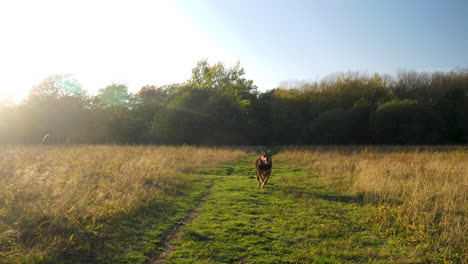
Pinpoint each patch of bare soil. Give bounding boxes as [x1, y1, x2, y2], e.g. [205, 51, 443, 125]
[149, 187, 212, 264]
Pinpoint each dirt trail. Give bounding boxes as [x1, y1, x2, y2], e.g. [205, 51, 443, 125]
[149, 187, 213, 264]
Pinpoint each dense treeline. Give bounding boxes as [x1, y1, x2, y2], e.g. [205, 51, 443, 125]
[0, 61, 467, 145]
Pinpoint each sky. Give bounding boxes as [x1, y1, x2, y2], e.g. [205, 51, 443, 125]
[0, 0, 467, 102]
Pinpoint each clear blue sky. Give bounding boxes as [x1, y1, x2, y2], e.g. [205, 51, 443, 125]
[180, 0, 468, 87]
[0, 0, 467, 101]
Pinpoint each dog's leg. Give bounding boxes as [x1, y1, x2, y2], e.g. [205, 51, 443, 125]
[256, 171, 262, 187]
[259, 172, 267, 188]
[260, 173, 266, 188]
[263, 171, 271, 186]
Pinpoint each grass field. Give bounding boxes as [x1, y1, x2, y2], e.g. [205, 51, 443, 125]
[276, 146, 467, 263]
[0, 145, 246, 263]
[164, 156, 400, 263]
[0, 145, 466, 263]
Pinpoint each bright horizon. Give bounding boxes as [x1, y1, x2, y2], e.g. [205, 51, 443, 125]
[1, 0, 467, 102]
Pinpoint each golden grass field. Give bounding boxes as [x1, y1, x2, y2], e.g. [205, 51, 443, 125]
[276, 146, 467, 262]
[0, 145, 246, 262]
[0, 145, 466, 263]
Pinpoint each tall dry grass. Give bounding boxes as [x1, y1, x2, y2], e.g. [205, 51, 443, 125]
[276, 146, 467, 262]
[0, 145, 245, 262]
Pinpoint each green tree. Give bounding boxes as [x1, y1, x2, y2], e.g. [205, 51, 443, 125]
[319, 72, 389, 109]
[188, 60, 257, 110]
[28, 74, 85, 102]
[21, 74, 87, 143]
[307, 105, 372, 144]
[151, 61, 257, 145]
[97, 83, 130, 107]
[0, 96, 21, 144]
[436, 88, 468, 142]
[373, 99, 443, 144]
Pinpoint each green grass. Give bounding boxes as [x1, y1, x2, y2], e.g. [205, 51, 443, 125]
[0, 145, 245, 263]
[5, 149, 457, 263]
[165, 156, 418, 264]
[38, 174, 214, 264]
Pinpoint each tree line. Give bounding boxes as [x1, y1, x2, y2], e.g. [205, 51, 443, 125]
[1, 60, 467, 145]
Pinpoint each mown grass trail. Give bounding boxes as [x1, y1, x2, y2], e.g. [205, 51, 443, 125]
[160, 155, 410, 264]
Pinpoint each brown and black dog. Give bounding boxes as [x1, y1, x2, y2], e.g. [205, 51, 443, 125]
[254, 151, 272, 188]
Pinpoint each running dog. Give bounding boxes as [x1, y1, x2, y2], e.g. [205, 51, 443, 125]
[254, 151, 272, 188]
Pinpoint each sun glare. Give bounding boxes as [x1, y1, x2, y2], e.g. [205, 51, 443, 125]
[0, 0, 240, 103]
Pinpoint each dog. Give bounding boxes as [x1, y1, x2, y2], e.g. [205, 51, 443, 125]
[254, 151, 272, 188]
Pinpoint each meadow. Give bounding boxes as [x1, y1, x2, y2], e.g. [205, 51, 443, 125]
[0, 145, 246, 263]
[276, 146, 467, 263]
[0, 145, 466, 263]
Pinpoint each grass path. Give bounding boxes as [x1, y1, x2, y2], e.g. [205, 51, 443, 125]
[156, 155, 407, 264]
[151, 185, 215, 264]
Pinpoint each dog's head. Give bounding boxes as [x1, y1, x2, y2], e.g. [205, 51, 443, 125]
[260, 150, 272, 165]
